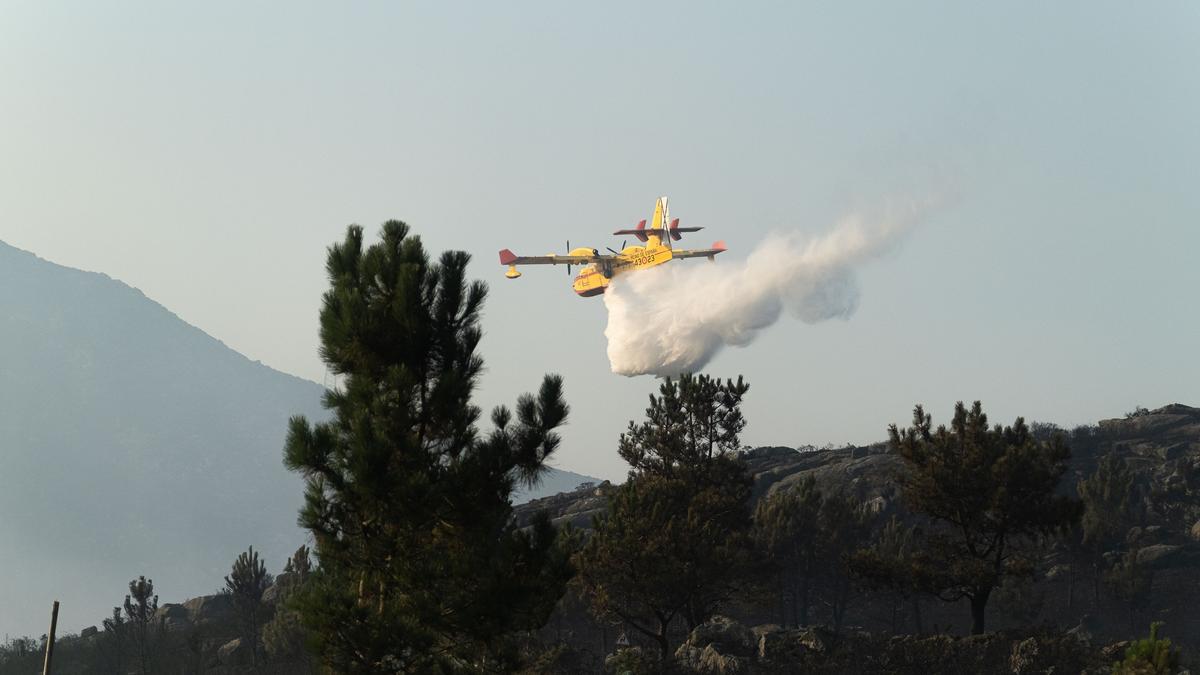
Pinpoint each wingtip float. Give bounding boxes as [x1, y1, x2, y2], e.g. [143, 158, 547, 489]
[497, 197, 727, 297]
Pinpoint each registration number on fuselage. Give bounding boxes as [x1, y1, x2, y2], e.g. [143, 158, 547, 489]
[623, 251, 664, 268]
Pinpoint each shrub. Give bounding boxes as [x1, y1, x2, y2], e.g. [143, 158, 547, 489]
[1114, 622, 1179, 675]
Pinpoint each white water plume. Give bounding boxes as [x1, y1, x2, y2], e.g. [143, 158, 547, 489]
[603, 203, 928, 377]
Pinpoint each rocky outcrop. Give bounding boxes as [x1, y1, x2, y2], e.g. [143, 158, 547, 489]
[155, 602, 191, 632]
[514, 480, 615, 529]
[745, 443, 900, 503]
[674, 615, 757, 673]
[217, 637, 252, 667]
[516, 405, 1200, 542]
[261, 573, 293, 605]
[1090, 405, 1200, 477]
[673, 617, 1111, 674]
[514, 444, 903, 532]
[523, 404, 1200, 659]
[183, 594, 237, 630]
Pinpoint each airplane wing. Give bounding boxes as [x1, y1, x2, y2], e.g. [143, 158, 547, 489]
[671, 241, 728, 260]
[498, 249, 612, 266]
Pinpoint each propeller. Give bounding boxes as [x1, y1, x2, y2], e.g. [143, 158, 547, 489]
[605, 239, 627, 255]
[566, 240, 571, 276]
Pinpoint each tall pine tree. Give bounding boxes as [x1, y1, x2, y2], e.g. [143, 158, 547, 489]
[576, 375, 758, 662]
[263, 545, 316, 670]
[122, 576, 159, 675]
[223, 546, 272, 667]
[753, 476, 824, 627]
[888, 402, 1081, 634]
[1077, 452, 1140, 607]
[284, 222, 573, 672]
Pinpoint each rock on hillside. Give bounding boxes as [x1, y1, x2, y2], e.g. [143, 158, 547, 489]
[667, 615, 1109, 674]
[517, 404, 1200, 651]
[514, 444, 903, 528]
[514, 480, 615, 530]
[517, 404, 1200, 543]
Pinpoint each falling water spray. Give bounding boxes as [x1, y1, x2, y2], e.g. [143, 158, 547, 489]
[602, 202, 930, 377]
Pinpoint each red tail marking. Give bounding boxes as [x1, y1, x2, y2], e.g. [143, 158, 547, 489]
[499, 249, 517, 265]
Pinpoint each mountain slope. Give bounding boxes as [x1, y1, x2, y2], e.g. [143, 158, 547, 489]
[0, 240, 599, 637]
[514, 466, 602, 503]
[0, 240, 329, 637]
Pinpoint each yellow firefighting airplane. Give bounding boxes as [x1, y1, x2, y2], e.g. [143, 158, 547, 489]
[499, 197, 726, 297]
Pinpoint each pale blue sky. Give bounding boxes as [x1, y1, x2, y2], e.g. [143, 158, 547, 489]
[2, 2, 1197, 482]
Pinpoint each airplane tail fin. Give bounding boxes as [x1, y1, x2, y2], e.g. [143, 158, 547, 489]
[612, 197, 701, 244]
[650, 197, 666, 231]
[652, 196, 670, 248]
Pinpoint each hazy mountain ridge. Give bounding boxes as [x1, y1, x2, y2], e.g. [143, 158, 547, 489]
[0, 240, 597, 637]
[0, 239, 334, 637]
[514, 466, 601, 503]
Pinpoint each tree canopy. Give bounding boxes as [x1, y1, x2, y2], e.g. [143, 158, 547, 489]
[223, 546, 272, 667]
[887, 401, 1081, 634]
[576, 374, 758, 662]
[283, 222, 574, 672]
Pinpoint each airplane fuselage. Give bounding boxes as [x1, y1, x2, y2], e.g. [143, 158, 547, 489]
[572, 243, 674, 297]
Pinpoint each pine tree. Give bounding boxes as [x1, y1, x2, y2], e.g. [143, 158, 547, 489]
[753, 476, 824, 627]
[100, 607, 126, 674]
[285, 544, 313, 579]
[1106, 551, 1154, 632]
[122, 576, 159, 675]
[576, 374, 758, 662]
[284, 222, 574, 672]
[755, 480, 872, 634]
[851, 516, 924, 633]
[1114, 622, 1179, 674]
[263, 545, 316, 669]
[223, 546, 272, 666]
[817, 493, 872, 636]
[1078, 452, 1138, 606]
[887, 402, 1081, 634]
[617, 374, 749, 481]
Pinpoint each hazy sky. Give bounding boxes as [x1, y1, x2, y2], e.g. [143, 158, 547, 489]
[2, 2, 1197, 483]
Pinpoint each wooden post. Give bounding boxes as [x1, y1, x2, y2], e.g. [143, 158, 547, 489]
[41, 600, 58, 675]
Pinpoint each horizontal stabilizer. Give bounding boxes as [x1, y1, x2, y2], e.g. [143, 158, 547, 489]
[499, 249, 518, 265]
[627, 219, 648, 242]
[612, 227, 703, 236]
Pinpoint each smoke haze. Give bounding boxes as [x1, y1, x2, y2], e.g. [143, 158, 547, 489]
[603, 203, 928, 377]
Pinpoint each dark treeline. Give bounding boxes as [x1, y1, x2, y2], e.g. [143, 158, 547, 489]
[3, 224, 1191, 674]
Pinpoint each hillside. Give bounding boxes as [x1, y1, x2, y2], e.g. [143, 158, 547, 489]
[0, 240, 330, 636]
[516, 403, 1200, 650]
[0, 240, 599, 639]
[519, 405, 1200, 528]
[514, 466, 601, 503]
